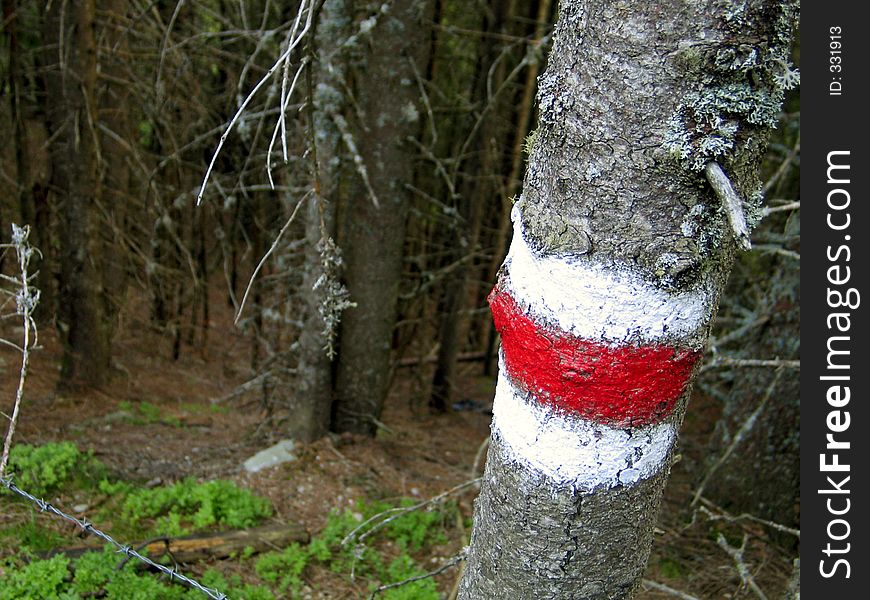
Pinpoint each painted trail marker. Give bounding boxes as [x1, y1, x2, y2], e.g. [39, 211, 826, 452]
[489, 211, 712, 491]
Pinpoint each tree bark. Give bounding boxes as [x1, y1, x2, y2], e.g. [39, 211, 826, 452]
[329, 0, 435, 435]
[291, 0, 353, 441]
[98, 0, 133, 338]
[42, 0, 111, 389]
[459, 1, 798, 598]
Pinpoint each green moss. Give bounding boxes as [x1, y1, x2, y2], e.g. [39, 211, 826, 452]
[255, 497, 455, 597]
[378, 554, 439, 600]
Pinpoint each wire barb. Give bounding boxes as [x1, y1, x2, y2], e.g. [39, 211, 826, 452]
[1, 477, 229, 599]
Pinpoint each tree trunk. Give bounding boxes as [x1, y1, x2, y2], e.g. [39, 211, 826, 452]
[98, 0, 133, 338]
[42, 0, 111, 389]
[330, 0, 435, 435]
[459, 1, 797, 598]
[290, 0, 352, 441]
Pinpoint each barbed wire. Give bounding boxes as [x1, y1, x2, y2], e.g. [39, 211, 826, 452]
[0, 476, 228, 600]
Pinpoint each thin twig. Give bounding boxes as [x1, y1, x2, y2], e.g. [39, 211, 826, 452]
[235, 192, 308, 324]
[267, 59, 307, 188]
[0, 225, 39, 479]
[342, 479, 481, 548]
[692, 369, 784, 505]
[641, 579, 702, 600]
[697, 497, 800, 538]
[716, 533, 769, 600]
[197, 0, 313, 204]
[702, 356, 799, 372]
[761, 200, 799, 217]
[752, 244, 800, 261]
[368, 551, 466, 599]
[762, 135, 799, 195]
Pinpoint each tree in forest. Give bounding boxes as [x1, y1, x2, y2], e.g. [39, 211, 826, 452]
[40, 0, 111, 388]
[459, 1, 798, 597]
[291, 0, 435, 437]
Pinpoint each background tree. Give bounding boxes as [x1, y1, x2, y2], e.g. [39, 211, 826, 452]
[41, 0, 111, 388]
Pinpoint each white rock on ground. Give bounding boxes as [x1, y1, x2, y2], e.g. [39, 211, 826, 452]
[243, 439, 297, 473]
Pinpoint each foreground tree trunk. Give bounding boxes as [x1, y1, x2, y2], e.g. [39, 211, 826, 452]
[459, 1, 797, 598]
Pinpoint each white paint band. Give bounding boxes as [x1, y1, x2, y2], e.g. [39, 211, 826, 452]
[492, 369, 675, 491]
[504, 205, 714, 345]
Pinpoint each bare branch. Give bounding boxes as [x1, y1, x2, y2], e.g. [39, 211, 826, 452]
[705, 161, 751, 251]
[235, 192, 308, 325]
[716, 533, 769, 600]
[0, 224, 39, 479]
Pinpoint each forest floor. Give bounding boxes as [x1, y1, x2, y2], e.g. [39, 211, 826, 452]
[0, 292, 798, 599]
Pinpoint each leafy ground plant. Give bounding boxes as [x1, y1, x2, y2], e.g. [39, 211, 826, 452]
[111, 477, 273, 537]
[2, 441, 456, 599]
[0, 546, 275, 600]
[254, 497, 455, 599]
[6, 442, 105, 497]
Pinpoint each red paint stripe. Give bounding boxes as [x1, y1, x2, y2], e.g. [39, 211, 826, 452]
[489, 286, 700, 427]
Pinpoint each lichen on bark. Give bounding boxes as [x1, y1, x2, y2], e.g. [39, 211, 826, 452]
[459, 1, 798, 598]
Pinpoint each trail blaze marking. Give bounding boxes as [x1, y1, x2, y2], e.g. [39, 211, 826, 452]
[489, 209, 712, 488]
[489, 287, 700, 427]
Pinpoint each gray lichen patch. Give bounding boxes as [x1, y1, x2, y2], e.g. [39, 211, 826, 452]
[662, 1, 799, 175]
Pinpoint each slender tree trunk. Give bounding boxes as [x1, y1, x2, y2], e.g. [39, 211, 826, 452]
[291, 0, 350, 442]
[459, 1, 797, 598]
[98, 0, 133, 338]
[330, 0, 435, 435]
[429, 197, 484, 411]
[42, 0, 111, 389]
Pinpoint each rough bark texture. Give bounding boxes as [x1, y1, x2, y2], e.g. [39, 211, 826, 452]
[330, 0, 434, 434]
[459, 1, 797, 598]
[293, 191, 339, 442]
[42, 0, 111, 389]
[292, 0, 350, 442]
[521, 0, 795, 284]
[466, 434, 670, 599]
